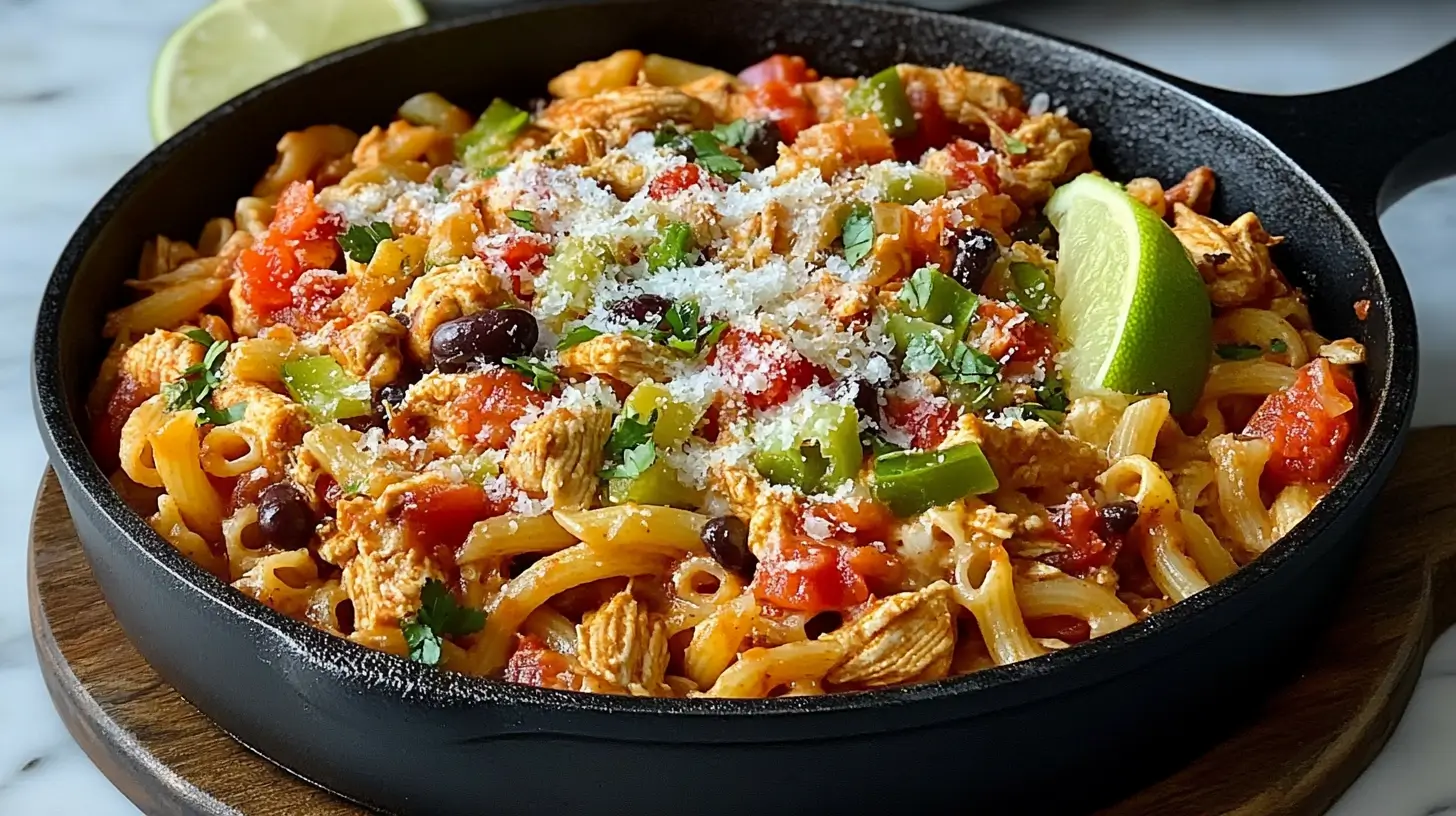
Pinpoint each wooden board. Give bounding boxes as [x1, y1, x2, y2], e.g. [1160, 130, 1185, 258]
[29, 427, 1456, 816]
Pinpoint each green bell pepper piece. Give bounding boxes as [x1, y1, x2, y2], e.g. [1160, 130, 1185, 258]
[846, 67, 917, 138]
[538, 236, 613, 321]
[457, 98, 530, 174]
[281, 356, 373, 423]
[622, 381, 700, 446]
[871, 443, 999, 517]
[753, 403, 863, 494]
[607, 460, 702, 509]
[898, 265, 977, 340]
[870, 165, 948, 204]
[1005, 261, 1060, 324]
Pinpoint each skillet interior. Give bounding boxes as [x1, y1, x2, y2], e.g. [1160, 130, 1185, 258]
[32, 1, 1415, 812]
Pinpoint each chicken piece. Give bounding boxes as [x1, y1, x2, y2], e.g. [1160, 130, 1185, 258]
[541, 128, 610, 167]
[118, 329, 205, 396]
[391, 372, 501, 456]
[401, 257, 510, 365]
[584, 152, 649, 200]
[895, 65, 1024, 129]
[999, 112, 1093, 208]
[1123, 177, 1167, 219]
[944, 414, 1107, 492]
[775, 117, 895, 182]
[329, 473, 456, 631]
[557, 333, 674, 387]
[707, 462, 796, 561]
[827, 581, 956, 688]
[325, 312, 408, 389]
[536, 86, 714, 143]
[717, 200, 791, 270]
[504, 405, 613, 510]
[576, 588, 670, 694]
[1171, 204, 1287, 308]
[1165, 166, 1216, 216]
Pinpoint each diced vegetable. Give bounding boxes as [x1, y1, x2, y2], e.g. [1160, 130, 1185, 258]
[739, 55, 818, 86]
[870, 443, 999, 517]
[712, 328, 825, 411]
[886, 312, 955, 356]
[645, 221, 697, 271]
[281, 356, 372, 422]
[846, 67, 917, 138]
[606, 460, 702, 509]
[1244, 358, 1359, 487]
[623, 381, 701, 446]
[870, 165, 948, 204]
[898, 265, 977, 339]
[456, 98, 530, 174]
[398, 92, 473, 136]
[754, 404, 863, 494]
[1005, 262, 1060, 324]
[537, 236, 613, 320]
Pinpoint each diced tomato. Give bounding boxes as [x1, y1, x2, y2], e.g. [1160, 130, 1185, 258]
[1244, 358, 1359, 487]
[802, 497, 896, 546]
[648, 163, 724, 199]
[399, 482, 510, 574]
[1041, 493, 1121, 577]
[738, 54, 818, 86]
[289, 269, 348, 331]
[1026, 615, 1092, 644]
[883, 394, 961, 450]
[894, 80, 954, 161]
[92, 374, 149, 469]
[430, 367, 550, 451]
[505, 635, 584, 691]
[238, 236, 301, 312]
[753, 537, 870, 614]
[711, 327, 827, 411]
[748, 82, 818, 143]
[971, 299, 1059, 374]
[844, 543, 904, 596]
[939, 139, 1001, 195]
[499, 233, 552, 272]
[271, 180, 344, 243]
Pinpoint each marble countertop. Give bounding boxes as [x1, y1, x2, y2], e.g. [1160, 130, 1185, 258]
[1, 0, 1453, 812]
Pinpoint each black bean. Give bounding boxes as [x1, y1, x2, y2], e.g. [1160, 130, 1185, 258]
[375, 383, 408, 415]
[702, 515, 756, 580]
[257, 482, 316, 549]
[948, 227, 1000, 291]
[836, 378, 881, 430]
[609, 293, 674, 328]
[1098, 500, 1140, 535]
[804, 611, 843, 640]
[430, 308, 539, 373]
[742, 119, 784, 168]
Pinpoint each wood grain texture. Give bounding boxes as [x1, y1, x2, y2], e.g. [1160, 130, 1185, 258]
[28, 428, 1456, 816]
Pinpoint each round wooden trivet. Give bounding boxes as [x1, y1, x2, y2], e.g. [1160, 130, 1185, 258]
[29, 427, 1456, 816]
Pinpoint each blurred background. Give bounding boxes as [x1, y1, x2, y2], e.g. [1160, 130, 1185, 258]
[1, 1, 1454, 814]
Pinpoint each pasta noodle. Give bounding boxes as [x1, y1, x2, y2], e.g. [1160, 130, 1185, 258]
[83, 50, 1367, 698]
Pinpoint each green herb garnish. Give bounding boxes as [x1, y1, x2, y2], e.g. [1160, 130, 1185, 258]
[645, 222, 698, 272]
[401, 578, 486, 666]
[1269, 338, 1289, 354]
[688, 131, 744, 180]
[338, 221, 394, 264]
[711, 119, 753, 147]
[1216, 343, 1264, 361]
[557, 325, 605, 350]
[502, 357, 558, 392]
[161, 332, 246, 426]
[601, 410, 658, 479]
[506, 209, 537, 231]
[842, 203, 874, 267]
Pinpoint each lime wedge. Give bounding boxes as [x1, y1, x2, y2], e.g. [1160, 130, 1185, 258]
[1045, 174, 1212, 413]
[150, 0, 427, 142]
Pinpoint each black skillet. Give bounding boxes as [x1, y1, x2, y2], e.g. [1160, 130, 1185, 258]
[30, 1, 1453, 813]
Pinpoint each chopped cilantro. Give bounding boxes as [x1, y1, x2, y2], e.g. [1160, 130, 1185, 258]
[557, 325, 604, 350]
[601, 411, 658, 479]
[401, 578, 486, 666]
[1036, 378, 1070, 413]
[643, 299, 724, 356]
[688, 131, 744, 180]
[162, 337, 245, 426]
[337, 221, 394, 264]
[645, 222, 697, 272]
[902, 333, 945, 375]
[1270, 338, 1289, 354]
[1002, 404, 1065, 425]
[1003, 134, 1028, 155]
[1216, 343, 1264, 361]
[183, 329, 215, 346]
[654, 123, 688, 148]
[506, 209, 537, 231]
[898, 266, 937, 314]
[842, 204, 875, 267]
[711, 119, 753, 147]
[502, 357, 558, 391]
[940, 343, 1000, 384]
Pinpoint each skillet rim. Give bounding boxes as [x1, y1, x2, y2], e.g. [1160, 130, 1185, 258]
[31, 0, 1416, 722]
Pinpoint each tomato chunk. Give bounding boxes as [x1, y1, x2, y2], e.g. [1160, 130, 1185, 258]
[748, 82, 818, 143]
[883, 394, 961, 450]
[648, 163, 723, 199]
[435, 368, 550, 451]
[92, 374, 149, 469]
[894, 79, 954, 161]
[236, 180, 345, 319]
[399, 482, 509, 574]
[938, 139, 1001, 195]
[238, 235, 302, 312]
[738, 54, 818, 86]
[272, 180, 343, 242]
[711, 327, 826, 411]
[802, 497, 896, 545]
[753, 538, 870, 614]
[505, 635, 586, 691]
[971, 299, 1059, 373]
[1040, 492, 1122, 577]
[1244, 358, 1359, 487]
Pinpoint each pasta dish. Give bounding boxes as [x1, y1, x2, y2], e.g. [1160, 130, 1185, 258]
[88, 50, 1366, 698]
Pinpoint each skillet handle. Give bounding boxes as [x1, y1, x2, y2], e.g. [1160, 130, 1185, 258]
[1172, 39, 1456, 218]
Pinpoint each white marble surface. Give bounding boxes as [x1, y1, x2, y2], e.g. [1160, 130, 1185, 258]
[1, 1, 1453, 813]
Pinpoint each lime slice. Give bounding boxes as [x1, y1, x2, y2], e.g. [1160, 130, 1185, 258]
[1045, 174, 1212, 413]
[150, 0, 427, 142]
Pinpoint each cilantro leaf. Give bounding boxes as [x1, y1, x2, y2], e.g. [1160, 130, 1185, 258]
[688, 131, 743, 180]
[402, 578, 486, 665]
[698, 319, 728, 350]
[647, 299, 720, 356]
[1269, 338, 1289, 354]
[899, 267, 936, 313]
[337, 222, 394, 264]
[1003, 134, 1028, 155]
[655, 123, 688, 148]
[1036, 377, 1070, 413]
[183, 329, 215, 346]
[711, 119, 753, 147]
[507, 209, 537, 231]
[664, 300, 698, 339]
[1216, 343, 1264, 361]
[1002, 404, 1065, 425]
[601, 411, 659, 479]
[645, 222, 697, 272]
[902, 333, 945, 374]
[842, 204, 874, 266]
[603, 442, 657, 480]
[161, 337, 243, 425]
[502, 357, 558, 392]
[557, 325, 604, 350]
[939, 344, 1000, 384]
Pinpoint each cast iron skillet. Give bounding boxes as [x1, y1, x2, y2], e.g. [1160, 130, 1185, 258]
[30, 1, 1454, 813]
